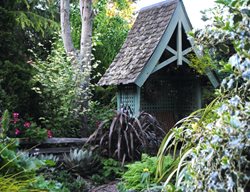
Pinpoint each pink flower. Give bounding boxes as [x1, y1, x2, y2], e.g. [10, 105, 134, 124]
[13, 112, 19, 123]
[24, 122, 31, 128]
[47, 130, 53, 138]
[13, 112, 19, 119]
[15, 128, 21, 135]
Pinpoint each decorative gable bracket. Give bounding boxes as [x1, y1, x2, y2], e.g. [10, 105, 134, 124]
[135, 1, 219, 88]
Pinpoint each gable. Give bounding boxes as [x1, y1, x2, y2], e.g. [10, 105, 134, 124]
[98, 0, 219, 88]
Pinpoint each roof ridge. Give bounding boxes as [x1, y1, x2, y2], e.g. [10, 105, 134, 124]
[139, 0, 178, 12]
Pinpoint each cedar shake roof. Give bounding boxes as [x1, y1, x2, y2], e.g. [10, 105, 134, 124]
[98, 0, 178, 86]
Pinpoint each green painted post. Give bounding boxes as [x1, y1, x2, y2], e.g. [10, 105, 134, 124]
[117, 87, 121, 111]
[134, 86, 141, 117]
[177, 20, 182, 65]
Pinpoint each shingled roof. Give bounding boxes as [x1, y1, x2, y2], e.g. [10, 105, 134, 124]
[98, 0, 179, 86]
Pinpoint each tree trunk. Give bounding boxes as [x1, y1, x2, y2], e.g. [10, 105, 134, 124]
[80, 0, 92, 61]
[60, 0, 76, 58]
[79, 0, 92, 107]
[79, 0, 93, 134]
[60, 0, 93, 135]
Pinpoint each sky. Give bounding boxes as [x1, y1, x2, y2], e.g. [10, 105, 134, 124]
[136, 0, 215, 29]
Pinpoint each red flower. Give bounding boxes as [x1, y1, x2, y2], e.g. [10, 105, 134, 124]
[47, 130, 53, 138]
[15, 128, 21, 135]
[24, 122, 31, 128]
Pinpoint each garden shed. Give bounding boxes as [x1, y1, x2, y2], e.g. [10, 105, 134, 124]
[98, 0, 219, 131]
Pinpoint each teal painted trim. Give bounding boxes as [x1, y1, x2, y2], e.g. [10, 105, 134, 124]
[177, 20, 182, 65]
[183, 57, 190, 64]
[134, 86, 141, 117]
[135, 3, 182, 87]
[206, 69, 220, 88]
[182, 47, 192, 55]
[179, 0, 193, 29]
[178, 2, 220, 88]
[117, 89, 121, 111]
[152, 55, 177, 73]
[166, 45, 177, 55]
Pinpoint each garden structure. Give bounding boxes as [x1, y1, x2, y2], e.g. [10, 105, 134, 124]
[99, 0, 219, 131]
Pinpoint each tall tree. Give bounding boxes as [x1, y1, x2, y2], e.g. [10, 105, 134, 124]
[60, 0, 93, 131]
[0, 0, 58, 116]
[60, 0, 135, 129]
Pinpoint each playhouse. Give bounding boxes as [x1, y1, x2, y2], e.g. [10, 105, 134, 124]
[98, 0, 219, 131]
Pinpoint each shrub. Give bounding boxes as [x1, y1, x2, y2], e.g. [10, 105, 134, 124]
[31, 39, 84, 137]
[1, 110, 47, 141]
[86, 111, 166, 163]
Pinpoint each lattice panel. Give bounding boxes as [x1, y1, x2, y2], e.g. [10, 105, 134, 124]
[141, 79, 177, 112]
[141, 77, 199, 118]
[118, 85, 136, 114]
[175, 79, 197, 118]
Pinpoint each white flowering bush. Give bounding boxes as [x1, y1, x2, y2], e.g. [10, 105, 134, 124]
[157, 0, 250, 191]
[31, 39, 89, 137]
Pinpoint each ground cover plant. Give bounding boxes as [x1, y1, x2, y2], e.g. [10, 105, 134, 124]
[156, 0, 250, 191]
[118, 154, 173, 192]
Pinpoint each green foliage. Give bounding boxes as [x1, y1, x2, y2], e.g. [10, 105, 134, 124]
[0, 116, 68, 192]
[0, 110, 10, 138]
[23, 124, 47, 141]
[86, 111, 166, 162]
[41, 167, 88, 192]
[0, 140, 64, 192]
[1, 0, 59, 36]
[4, 112, 47, 141]
[0, 0, 59, 118]
[157, 0, 250, 191]
[87, 100, 115, 133]
[120, 154, 173, 191]
[63, 148, 101, 176]
[70, 0, 134, 82]
[0, 60, 39, 116]
[0, 140, 45, 174]
[30, 176, 69, 192]
[32, 39, 84, 137]
[189, 51, 216, 75]
[0, 174, 35, 192]
[91, 158, 124, 184]
[92, 0, 134, 79]
[101, 158, 124, 179]
[37, 154, 88, 192]
[52, 171, 86, 192]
